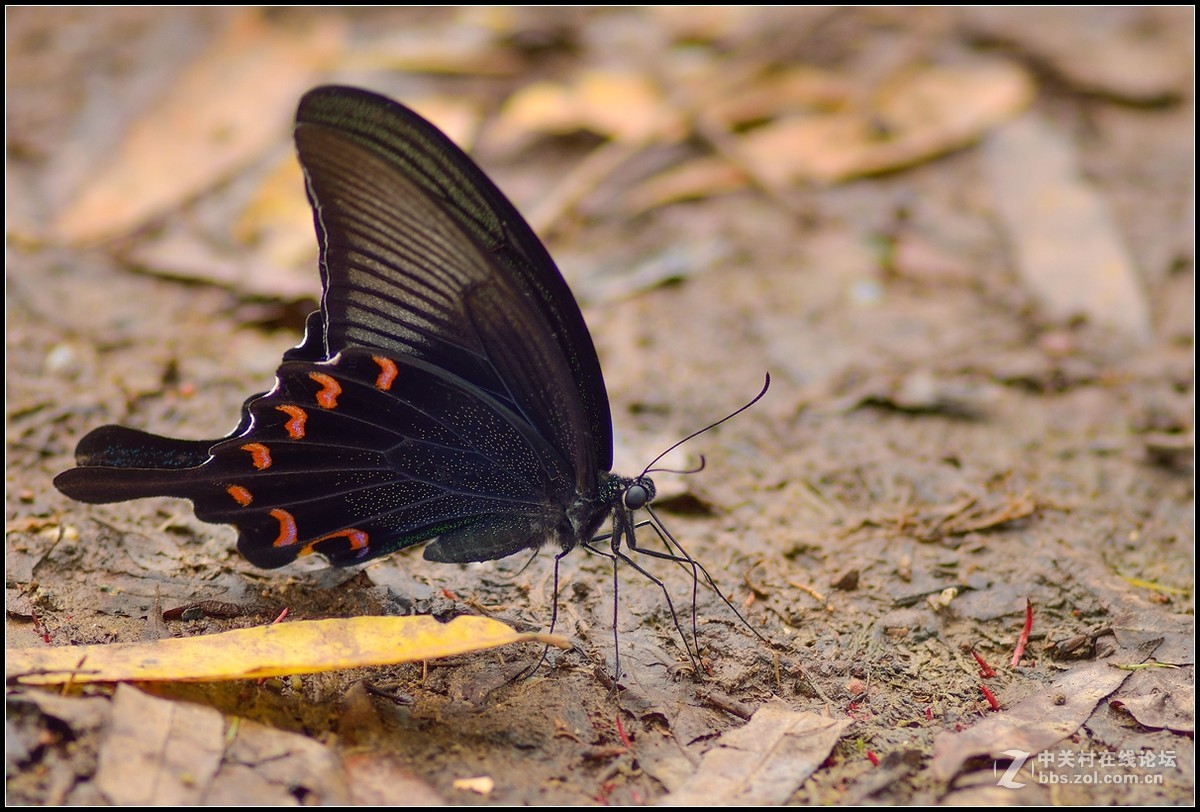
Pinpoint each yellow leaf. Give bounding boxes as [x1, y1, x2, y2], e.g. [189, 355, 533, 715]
[232, 154, 314, 269]
[453, 776, 496, 795]
[6, 616, 568, 686]
[492, 70, 681, 149]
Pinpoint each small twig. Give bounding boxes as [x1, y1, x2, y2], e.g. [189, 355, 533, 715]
[1011, 598, 1033, 667]
[744, 559, 772, 600]
[697, 688, 755, 721]
[60, 655, 88, 697]
[787, 580, 829, 605]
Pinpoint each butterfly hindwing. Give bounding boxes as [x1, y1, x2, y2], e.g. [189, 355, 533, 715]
[197, 348, 579, 567]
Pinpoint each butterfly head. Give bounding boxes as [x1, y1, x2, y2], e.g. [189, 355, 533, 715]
[622, 476, 656, 511]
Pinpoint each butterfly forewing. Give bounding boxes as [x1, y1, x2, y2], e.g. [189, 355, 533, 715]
[296, 87, 613, 475]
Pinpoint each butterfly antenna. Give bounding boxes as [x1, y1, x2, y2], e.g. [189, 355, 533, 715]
[639, 373, 770, 479]
[645, 454, 706, 477]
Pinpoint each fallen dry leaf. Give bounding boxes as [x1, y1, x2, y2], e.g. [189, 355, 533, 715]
[94, 684, 225, 805]
[1111, 667, 1194, 735]
[85, 685, 355, 804]
[630, 60, 1035, 207]
[491, 69, 684, 150]
[127, 95, 478, 298]
[231, 153, 315, 272]
[659, 704, 851, 805]
[983, 113, 1153, 342]
[929, 658, 1134, 783]
[452, 775, 496, 795]
[6, 615, 568, 685]
[54, 10, 343, 243]
[340, 8, 524, 77]
[965, 7, 1187, 104]
[706, 65, 854, 126]
[738, 61, 1036, 184]
[342, 751, 446, 806]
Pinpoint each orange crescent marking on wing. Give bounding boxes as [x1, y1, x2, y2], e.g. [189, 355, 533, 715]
[309, 372, 343, 409]
[372, 356, 399, 391]
[241, 443, 272, 470]
[226, 484, 253, 507]
[270, 508, 299, 548]
[275, 404, 308, 439]
[308, 528, 371, 559]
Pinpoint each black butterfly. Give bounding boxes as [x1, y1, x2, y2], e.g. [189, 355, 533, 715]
[55, 86, 765, 670]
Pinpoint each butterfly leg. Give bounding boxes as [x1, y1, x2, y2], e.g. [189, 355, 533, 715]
[521, 546, 575, 680]
[579, 536, 625, 683]
[619, 514, 702, 657]
[631, 506, 771, 650]
[585, 508, 702, 677]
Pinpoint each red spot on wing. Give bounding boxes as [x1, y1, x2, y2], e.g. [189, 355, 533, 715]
[270, 508, 299, 548]
[226, 485, 253, 507]
[241, 443, 272, 470]
[303, 528, 371, 559]
[372, 356, 398, 391]
[275, 404, 308, 439]
[309, 372, 342, 408]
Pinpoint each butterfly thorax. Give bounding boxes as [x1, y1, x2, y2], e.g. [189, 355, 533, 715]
[560, 471, 656, 553]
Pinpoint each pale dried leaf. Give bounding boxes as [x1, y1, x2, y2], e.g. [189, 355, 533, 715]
[94, 684, 225, 805]
[738, 61, 1036, 184]
[626, 156, 748, 212]
[343, 752, 447, 806]
[983, 114, 1153, 342]
[492, 70, 681, 150]
[966, 7, 1188, 103]
[54, 10, 343, 243]
[1112, 668, 1194, 734]
[232, 153, 315, 272]
[660, 704, 851, 805]
[707, 65, 853, 126]
[930, 659, 1134, 783]
[211, 702, 352, 804]
[342, 10, 522, 76]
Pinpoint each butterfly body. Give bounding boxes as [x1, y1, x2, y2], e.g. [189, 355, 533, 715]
[55, 86, 655, 573]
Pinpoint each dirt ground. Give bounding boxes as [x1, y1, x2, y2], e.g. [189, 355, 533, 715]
[5, 7, 1193, 806]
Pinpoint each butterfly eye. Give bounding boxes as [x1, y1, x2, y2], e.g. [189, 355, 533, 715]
[623, 479, 654, 510]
